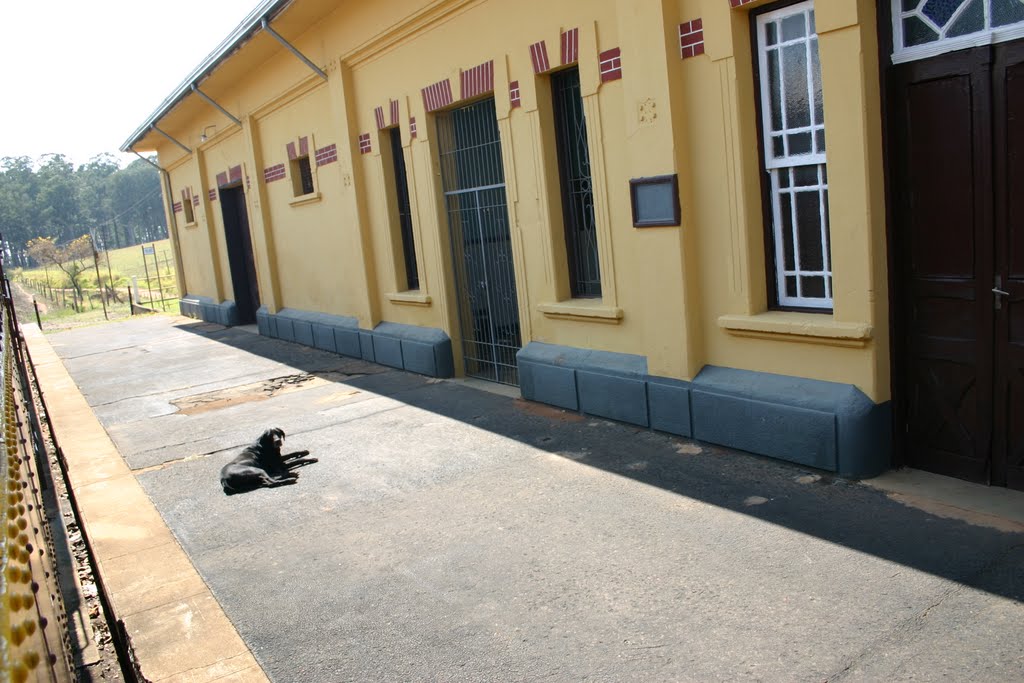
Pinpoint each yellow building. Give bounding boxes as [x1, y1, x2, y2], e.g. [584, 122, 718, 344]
[123, 0, 1024, 491]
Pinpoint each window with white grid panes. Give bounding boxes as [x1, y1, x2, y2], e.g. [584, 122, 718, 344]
[756, 1, 831, 309]
[893, 0, 1024, 64]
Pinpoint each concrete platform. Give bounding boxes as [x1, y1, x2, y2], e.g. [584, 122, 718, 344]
[26, 315, 1024, 682]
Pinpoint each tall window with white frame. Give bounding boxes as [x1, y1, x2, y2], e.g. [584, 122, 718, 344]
[756, 0, 831, 309]
[552, 66, 601, 299]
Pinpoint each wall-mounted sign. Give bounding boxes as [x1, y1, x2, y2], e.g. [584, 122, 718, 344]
[630, 174, 680, 227]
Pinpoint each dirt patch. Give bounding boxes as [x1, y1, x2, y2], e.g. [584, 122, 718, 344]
[172, 372, 357, 415]
[513, 398, 586, 422]
[886, 492, 1024, 533]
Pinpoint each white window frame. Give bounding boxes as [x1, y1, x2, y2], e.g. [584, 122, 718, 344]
[892, 0, 1024, 64]
[756, 0, 832, 310]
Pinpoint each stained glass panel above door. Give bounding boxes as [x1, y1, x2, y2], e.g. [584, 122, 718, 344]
[893, 0, 1024, 62]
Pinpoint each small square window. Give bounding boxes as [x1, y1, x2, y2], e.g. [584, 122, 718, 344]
[291, 155, 315, 197]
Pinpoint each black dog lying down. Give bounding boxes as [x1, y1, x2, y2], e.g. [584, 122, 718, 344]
[220, 427, 318, 495]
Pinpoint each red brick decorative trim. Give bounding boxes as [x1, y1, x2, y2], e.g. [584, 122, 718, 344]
[315, 144, 338, 167]
[421, 79, 454, 112]
[375, 105, 386, 130]
[264, 164, 286, 183]
[172, 201, 183, 213]
[599, 47, 622, 82]
[461, 60, 494, 100]
[229, 165, 242, 184]
[299, 136, 309, 157]
[410, 117, 418, 139]
[390, 99, 399, 126]
[679, 19, 705, 59]
[509, 80, 521, 108]
[208, 189, 217, 202]
[530, 40, 551, 74]
[287, 142, 297, 160]
[192, 194, 200, 207]
[561, 27, 579, 65]
[216, 172, 229, 187]
[730, 0, 758, 6]
[358, 133, 372, 154]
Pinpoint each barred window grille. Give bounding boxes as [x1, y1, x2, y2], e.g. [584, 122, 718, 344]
[552, 67, 601, 299]
[756, 1, 832, 309]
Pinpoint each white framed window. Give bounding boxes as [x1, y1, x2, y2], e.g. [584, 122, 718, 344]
[756, 0, 831, 309]
[893, 0, 1024, 64]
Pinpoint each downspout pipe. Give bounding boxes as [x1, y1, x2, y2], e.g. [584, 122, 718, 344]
[132, 150, 189, 303]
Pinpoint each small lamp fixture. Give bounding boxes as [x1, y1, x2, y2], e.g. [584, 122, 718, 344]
[200, 125, 217, 142]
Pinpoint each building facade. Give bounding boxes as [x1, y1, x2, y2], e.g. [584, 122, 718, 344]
[123, 0, 1024, 490]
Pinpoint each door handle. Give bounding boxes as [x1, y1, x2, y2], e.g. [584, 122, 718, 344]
[992, 287, 1010, 296]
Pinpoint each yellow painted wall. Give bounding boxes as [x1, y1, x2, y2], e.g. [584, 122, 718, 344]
[140, 0, 890, 402]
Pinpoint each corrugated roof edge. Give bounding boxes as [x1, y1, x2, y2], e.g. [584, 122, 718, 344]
[120, 0, 293, 153]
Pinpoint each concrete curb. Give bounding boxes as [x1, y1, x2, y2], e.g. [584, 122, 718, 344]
[22, 324, 270, 683]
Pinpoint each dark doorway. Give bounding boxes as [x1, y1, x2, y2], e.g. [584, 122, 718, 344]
[220, 186, 260, 325]
[890, 40, 1024, 490]
[436, 97, 522, 386]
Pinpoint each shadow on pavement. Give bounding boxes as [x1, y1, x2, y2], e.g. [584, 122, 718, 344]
[175, 320, 1024, 604]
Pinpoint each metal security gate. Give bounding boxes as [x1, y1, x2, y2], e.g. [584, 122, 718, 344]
[437, 98, 522, 385]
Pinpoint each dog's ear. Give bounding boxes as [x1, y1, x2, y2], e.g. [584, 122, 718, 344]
[276, 427, 286, 440]
[259, 429, 277, 447]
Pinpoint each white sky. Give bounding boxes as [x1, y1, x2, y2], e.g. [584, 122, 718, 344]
[0, 0, 259, 168]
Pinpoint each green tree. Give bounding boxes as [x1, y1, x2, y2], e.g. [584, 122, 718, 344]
[0, 156, 40, 266]
[26, 235, 95, 309]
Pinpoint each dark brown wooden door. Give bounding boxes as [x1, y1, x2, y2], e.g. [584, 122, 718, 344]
[220, 186, 260, 324]
[891, 41, 1024, 490]
[993, 41, 1024, 490]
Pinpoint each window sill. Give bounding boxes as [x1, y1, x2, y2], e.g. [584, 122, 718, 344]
[289, 191, 321, 207]
[718, 312, 872, 348]
[386, 291, 432, 307]
[183, 221, 198, 229]
[538, 300, 624, 324]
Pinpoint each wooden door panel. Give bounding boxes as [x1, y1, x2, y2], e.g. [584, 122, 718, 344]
[994, 42, 1024, 489]
[893, 47, 994, 484]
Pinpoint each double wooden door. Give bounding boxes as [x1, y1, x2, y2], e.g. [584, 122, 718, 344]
[891, 40, 1024, 490]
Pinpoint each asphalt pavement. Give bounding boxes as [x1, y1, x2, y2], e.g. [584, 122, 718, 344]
[40, 314, 1024, 682]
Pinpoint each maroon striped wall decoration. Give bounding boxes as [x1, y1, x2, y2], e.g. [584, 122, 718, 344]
[287, 142, 297, 160]
[229, 165, 242, 184]
[216, 172, 228, 187]
[679, 19, 705, 59]
[421, 79, 454, 112]
[358, 133, 372, 154]
[561, 28, 579, 64]
[264, 164, 286, 183]
[374, 105, 386, 130]
[389, 99, 400, 126]
[208, 189, 217, 202]
[599, 47, 622, 82]
[192, 194, 200, 207]
[315, 144, 338, 167]
[410, 117, 418, 139]
[460, 60, 494, 100]
[172, 202, 183, 213]
[509, 80, 521, 108]
[299, 136, 309, 157]
[529, 40, 550, 74]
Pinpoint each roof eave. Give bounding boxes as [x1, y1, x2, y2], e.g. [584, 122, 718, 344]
[120, 0, 293, 153]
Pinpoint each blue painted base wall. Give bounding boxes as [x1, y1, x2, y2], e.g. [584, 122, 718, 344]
[177, 298, 454, 379]
[518, 342, 891, 479]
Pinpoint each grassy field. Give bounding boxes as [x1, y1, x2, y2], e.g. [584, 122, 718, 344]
[12, 239, 180, 331]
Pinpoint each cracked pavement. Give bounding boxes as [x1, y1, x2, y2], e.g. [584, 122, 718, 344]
[47, 315, 1024, 682]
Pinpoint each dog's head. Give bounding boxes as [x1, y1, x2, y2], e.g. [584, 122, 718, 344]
[258, 427, 286, 452]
